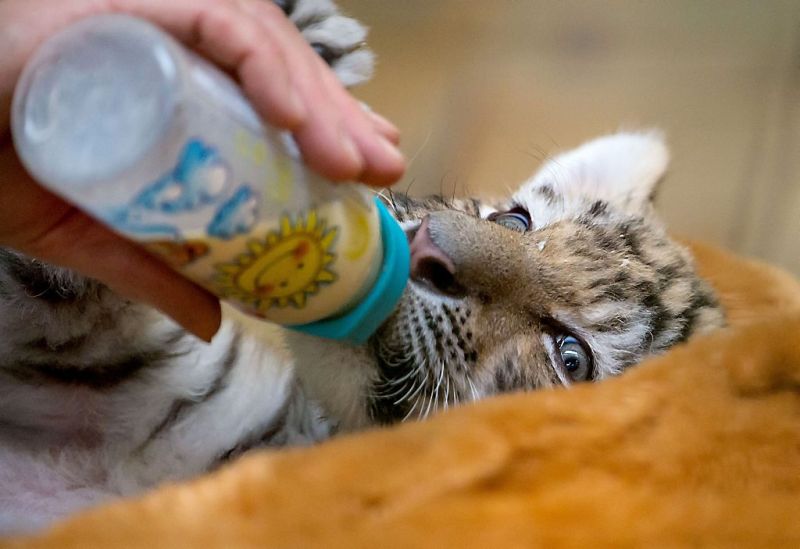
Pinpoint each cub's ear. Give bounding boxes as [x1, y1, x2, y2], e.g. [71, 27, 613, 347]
[512, 131, 669, 228]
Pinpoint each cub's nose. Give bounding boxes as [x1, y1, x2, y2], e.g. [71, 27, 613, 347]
[409, 216, 462, 295]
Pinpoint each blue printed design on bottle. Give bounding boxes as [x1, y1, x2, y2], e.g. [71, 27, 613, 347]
[134, 139, 230, 213]
[106, 209, 182, 239]
[208, 185, 258, 239]
[106, 138, 262, 240]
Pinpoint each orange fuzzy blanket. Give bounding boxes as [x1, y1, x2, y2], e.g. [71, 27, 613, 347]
[6, 242, 800, 548]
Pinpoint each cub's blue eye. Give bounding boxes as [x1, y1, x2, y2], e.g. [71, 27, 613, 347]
[490, 207, 531, 232]
[558, 335, 592, 382]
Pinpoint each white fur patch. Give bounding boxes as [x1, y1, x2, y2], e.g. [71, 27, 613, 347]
[513, 131, 669, 229]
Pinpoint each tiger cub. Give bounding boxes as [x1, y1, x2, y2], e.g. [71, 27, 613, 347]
[292, 131, 725, 427]
[0, 0, 723, 534]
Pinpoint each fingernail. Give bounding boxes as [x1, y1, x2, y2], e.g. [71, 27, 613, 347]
[377, 135, 405, 166]
[338, 128, 365, 174]
[366, 110, 400, 141]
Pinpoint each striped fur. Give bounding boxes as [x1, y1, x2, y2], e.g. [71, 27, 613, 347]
[353, 133, 725, 425]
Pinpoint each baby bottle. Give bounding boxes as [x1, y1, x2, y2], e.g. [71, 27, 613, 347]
[11, 14, 409, 344]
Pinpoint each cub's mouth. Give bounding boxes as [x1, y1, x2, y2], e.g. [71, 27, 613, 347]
[366, 217, 481, 425]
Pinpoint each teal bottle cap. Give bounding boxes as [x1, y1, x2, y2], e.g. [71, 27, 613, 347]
[288, 198, 409, 344]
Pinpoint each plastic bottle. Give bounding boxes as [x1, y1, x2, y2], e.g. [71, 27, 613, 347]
[11, 14, 409, 344]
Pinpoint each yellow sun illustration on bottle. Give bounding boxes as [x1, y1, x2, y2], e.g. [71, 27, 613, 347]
[215, 211, 337, 311]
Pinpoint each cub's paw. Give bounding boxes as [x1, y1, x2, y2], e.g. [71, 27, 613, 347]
[275, 0, 374, 86]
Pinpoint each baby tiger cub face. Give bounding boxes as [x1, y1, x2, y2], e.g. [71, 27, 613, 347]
[319, 132, 724, 425]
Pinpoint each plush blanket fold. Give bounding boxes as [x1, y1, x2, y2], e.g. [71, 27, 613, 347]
[6, 242, 800, 548]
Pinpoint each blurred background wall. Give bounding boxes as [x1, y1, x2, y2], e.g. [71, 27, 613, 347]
[340, 0, 800, 275]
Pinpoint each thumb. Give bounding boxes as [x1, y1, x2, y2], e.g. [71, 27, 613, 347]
[29, 208, 223, 341]
[1, 149, 221, 340]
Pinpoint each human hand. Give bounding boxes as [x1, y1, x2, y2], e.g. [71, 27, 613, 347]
[0, 0, 405, 341]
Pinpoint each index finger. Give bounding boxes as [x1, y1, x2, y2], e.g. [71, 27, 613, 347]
[114, 0, 403, 184]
